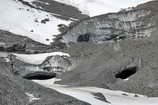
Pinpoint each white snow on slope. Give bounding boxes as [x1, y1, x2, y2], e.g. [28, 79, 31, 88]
[13, 52, 70, 65]
[22, 0, 36, 2]
[53, 0, 152, 16]
[33, 79, 158, 105]
[25, 92, 40, 102]
[0, 0, 71, 45]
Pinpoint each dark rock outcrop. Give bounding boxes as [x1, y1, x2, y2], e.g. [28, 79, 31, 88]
[93, 93, 111, 103]
[0, 30, 50, 53]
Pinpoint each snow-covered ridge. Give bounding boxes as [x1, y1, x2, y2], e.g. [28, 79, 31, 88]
[0, 0, 71, 45]
[52, 0, 152, 16]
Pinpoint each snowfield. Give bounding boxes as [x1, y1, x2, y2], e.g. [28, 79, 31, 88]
[33, 79, 158, 105]
[0, 0, 71, 45]
[13, 52, 70, 65]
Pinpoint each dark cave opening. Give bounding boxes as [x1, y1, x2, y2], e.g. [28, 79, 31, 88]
[77, 33, 90, 42]
[115, 66, 137, 79]
[23, 71, 56, 80]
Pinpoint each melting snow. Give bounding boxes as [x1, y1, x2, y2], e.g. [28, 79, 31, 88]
[25, 92, 40, 102]
[33, 79, 158, 105]
[22, 0, 36, 3]
[13, 52, 70, 65]
[53, 0, 152, 16]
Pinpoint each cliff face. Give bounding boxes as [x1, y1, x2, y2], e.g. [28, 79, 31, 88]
[40, 55, 72, 73]
[62, 3, 157, 43]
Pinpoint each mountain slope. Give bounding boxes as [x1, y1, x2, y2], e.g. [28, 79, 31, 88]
[59, 34, 158, 97]
[0, 0, 89, 45]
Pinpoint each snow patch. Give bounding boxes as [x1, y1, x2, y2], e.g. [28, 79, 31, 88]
[32, 78, 61, 85]
[22, 0, 36, 3]
[25, 92, 40, 102]
[12, 52, 70, 65]
[0, 0, 71, 45]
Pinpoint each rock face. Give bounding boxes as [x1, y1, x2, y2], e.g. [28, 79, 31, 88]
[61, 1, 158, 43]
[40, 55, 72, 73]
